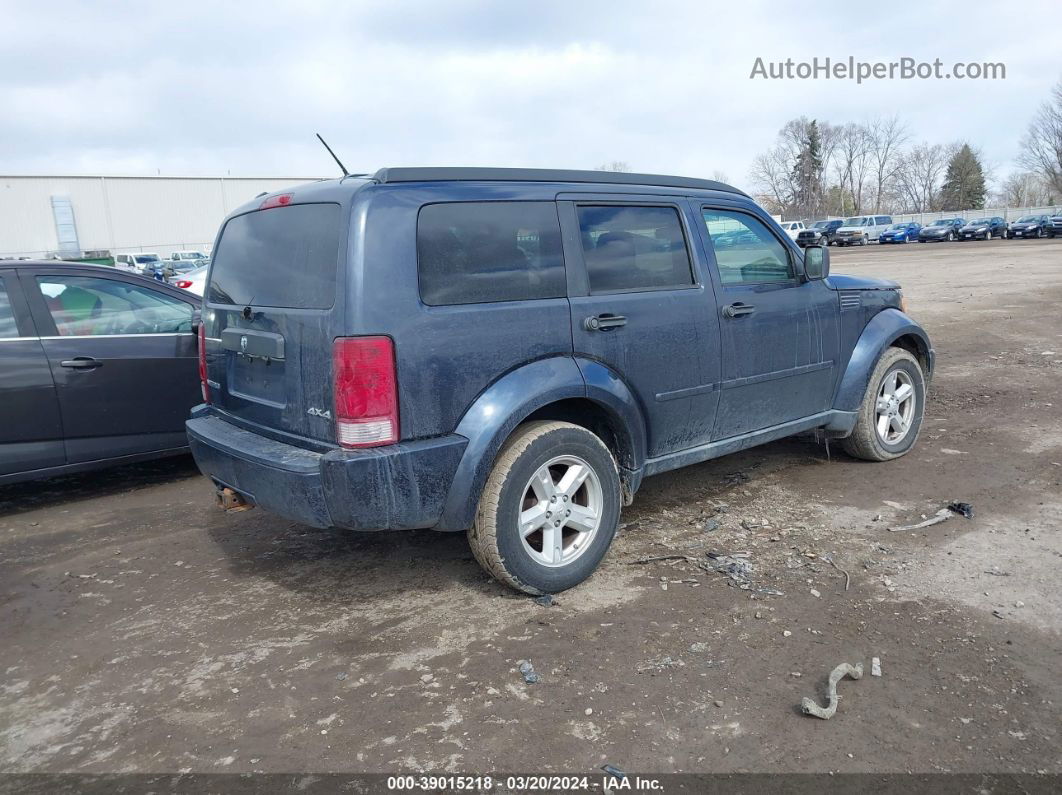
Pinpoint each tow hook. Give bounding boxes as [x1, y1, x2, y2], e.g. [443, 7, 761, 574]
[216, 486, 253, 513]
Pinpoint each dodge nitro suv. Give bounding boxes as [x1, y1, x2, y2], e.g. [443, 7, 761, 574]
[187, 168, 934, 594]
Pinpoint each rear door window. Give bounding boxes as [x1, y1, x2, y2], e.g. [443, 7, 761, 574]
[577, 205, 694, 293]
[208, 203, 341, 309]
[417, 201, 566, 306]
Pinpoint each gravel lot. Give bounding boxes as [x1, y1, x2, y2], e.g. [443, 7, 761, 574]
[2, 239, 1060, 776]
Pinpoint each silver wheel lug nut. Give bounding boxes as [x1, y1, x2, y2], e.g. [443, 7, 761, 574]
[550, 495, 557, 503]
[565, 510, 571, 516]
[554, 520, 560, 527]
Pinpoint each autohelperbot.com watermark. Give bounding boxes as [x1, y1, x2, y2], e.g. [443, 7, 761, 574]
[750, 56, 1005, 83]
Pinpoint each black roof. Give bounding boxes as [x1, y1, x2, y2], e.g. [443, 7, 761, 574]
[371, 167, 746, 196]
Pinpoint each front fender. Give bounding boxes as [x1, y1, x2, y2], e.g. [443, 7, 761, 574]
[434, 357, 586, 532]
[833, 308, 934, 413]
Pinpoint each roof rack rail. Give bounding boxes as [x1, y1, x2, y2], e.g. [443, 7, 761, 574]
[371, 167, 746, 196]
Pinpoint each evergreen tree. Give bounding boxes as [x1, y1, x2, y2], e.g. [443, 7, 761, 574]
[940, 144, 986, 210]
[791, 120, 824, 217]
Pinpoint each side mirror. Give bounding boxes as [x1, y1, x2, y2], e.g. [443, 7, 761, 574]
[804, 245, 830, 280]
[191, 309, 202, 329]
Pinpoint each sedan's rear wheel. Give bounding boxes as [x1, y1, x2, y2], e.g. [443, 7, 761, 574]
[468, 421, 621, 594]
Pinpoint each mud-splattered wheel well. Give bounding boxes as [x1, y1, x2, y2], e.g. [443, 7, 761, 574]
[891, 334, 931, 379]
[523, 399, 635, 472]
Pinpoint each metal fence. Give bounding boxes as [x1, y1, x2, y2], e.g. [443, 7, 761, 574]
[785, 205, 1062, 224]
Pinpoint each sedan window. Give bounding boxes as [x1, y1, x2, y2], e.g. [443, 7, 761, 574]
[36, 276, 194, 337]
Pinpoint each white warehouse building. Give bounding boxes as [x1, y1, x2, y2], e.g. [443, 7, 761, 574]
[0, 174, 326, 260]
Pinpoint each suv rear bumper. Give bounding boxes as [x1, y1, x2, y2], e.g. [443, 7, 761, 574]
[186, 410, 468, 531]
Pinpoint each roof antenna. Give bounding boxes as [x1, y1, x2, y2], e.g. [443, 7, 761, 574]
[316, 133, 350, 177]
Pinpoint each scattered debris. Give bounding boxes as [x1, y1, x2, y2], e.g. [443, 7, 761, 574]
[783, 630, 792, 638]
[517, 660, 540, 684]
[533, 594, 554, 607]
[336, 672, 348, 681]
[419, 673, 434, 684]
[636, 655, 684, 674]
[810, 589, 821, 598]
[947, 501, 975, 519]
[801, 662, 864, 720]
[823, 554, 851, 591]
[984, 568, 1010, 577]
[713, 699, 724, 708]
[702, 518, 721, 533]
[629, 554, 693, 565]
[585, 707, 593, 716]
[871, 657, 882, 677]
[705, 551, 753, 586]
[940, 448, 966, 455]
[890, 508, 953, 532]
[992, 610, 1005, 620]
[601, 764, 627, 779]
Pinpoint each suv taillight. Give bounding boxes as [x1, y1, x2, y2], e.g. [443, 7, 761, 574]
[332, 336, 398, 448]
[198, 323, 210, 403]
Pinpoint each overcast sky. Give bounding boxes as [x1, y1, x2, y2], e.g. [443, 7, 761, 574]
[2, 0, 1059, 191]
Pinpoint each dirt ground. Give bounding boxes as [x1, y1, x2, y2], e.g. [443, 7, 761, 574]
[1, 239, 1060, 777]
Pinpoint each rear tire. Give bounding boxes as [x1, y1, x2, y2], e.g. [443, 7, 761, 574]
[841, 347, 926, 462]
[467, 421, 621, 594]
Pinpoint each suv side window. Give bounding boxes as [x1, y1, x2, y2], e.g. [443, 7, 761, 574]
[36, 276, 195, 336]
[576, 205, 694, 293]
[0, 281, 19, 338]
[702, 209, 794, 285]
[417, 201, 566, 306]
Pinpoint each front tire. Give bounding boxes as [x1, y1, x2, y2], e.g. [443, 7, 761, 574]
[841, 347, 926, 462]
[468, 421, 621, 594]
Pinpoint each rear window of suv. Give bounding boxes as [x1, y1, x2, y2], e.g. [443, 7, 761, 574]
[417, 202, 566, 306]
[207, 203, 341, 309]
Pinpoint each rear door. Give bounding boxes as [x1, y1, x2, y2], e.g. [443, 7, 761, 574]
[695, 203, 840, 440]
[559, 196, 721, 457]
[21, 268, 199, 463]
[203, 201, 346, 446]
[0, 271, 65, 476]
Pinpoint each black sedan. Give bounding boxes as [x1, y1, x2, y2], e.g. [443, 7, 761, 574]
[918, 218, 965, 242]
[959, 217, 1007, 240]
[1006, 214, 1051, 239]
[0, 262, 202, 485]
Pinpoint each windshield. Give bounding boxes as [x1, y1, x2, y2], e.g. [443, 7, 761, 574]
[178, 252, 206, 259]
[969, 219, 990, 225]
[930, 220, 952, 227]
[1016, 216, 1038, 223]
[813, 221, 829, 229]
[843, 217, 868, 226]
[134, 254, 160, 263]
[888, 224, 907, 231]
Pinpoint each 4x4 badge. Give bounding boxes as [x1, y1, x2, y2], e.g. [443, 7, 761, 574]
[307, 407, 332, 420]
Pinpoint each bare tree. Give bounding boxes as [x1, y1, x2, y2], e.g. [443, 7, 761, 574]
[1018, 78, 1062, 196]
[595, 161, 631, 172]
[893, 142, 949, 213]
[868, 115, 909, 212]
[832, 122, 872, 215]
[995, 171, 1055, 207]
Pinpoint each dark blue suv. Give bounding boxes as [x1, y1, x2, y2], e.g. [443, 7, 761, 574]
[187, 168, 934, 594]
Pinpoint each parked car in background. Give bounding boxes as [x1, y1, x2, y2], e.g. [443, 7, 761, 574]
[0, 262, 201, 485]
[797, 219, 843, 247]
[778, 220, 805, 240]
[1007, 214, 1051, 239]
[959, 217, 1007, 240]
[878, 222, 921, 243]
[170, 250, 209, 263]
[187, 167, 933, 595]
[918, 218, 965, 242]
[1046, 214, 1062, 238]
[173, 264, 208, 296]
[834, 215, 893, 246]
[115, 252, 164, 274]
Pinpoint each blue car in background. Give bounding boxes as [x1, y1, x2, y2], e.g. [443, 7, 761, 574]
[879, 222, 921, 243]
